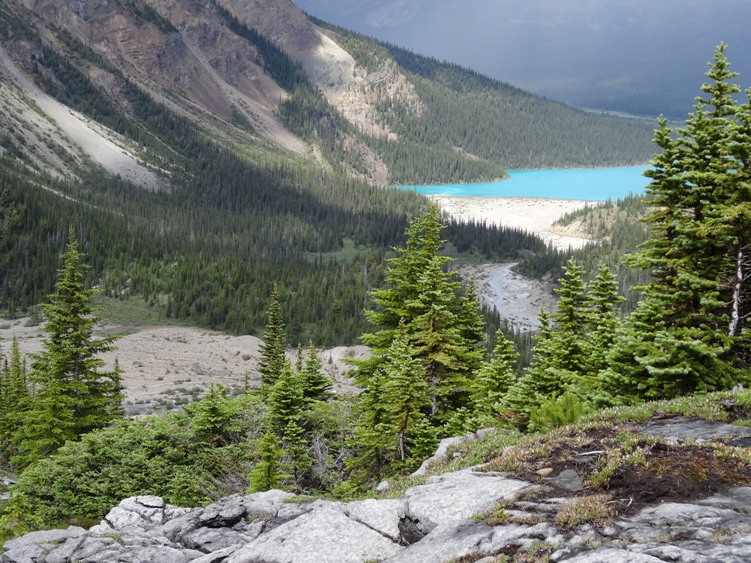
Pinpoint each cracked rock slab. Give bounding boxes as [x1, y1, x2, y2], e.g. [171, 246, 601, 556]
[224, 504, 402, 563]
[399, 468, 541, 543]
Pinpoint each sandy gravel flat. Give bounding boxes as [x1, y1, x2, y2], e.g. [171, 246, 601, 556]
[0, 318, 364, 409]
[430, 195, 594, 250]
[432, 195, 599, 330]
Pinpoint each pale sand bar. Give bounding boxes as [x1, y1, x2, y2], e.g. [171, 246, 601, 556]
[429, 195, 595, 250]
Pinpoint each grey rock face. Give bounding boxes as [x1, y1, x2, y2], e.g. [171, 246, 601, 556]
[224, 503, 403, 563]
[7, 482, 751, 563]
[640, 416, 751, 445]
[6, 419, 751, 563]
[1, 527, 87, 563]
[398, 467, 540, 543]
[548, 469, 585, 492]
[341, 498, 403, 542]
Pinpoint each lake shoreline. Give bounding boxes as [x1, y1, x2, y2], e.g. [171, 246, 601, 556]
[393, 162, 650, 190]
[430, 195, 594, 250]
[399, 165, 649, 201]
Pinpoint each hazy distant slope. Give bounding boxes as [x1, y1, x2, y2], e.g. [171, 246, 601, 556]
[296, 0, 751, 118]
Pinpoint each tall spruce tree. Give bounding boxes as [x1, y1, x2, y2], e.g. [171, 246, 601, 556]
[258, 284, 286, 392]
[585, 264, 624, 382]
[471, 329, 518, 424]
[0, 338, 27, 465]
[299, 343, 332, 405]
[521, 260, 591, 403]
[248, 431, 289, 493]
[266, 362, 313, 486]
[13, 235, 123, 468]
[354, 206, 485, 430]
[606, 45, 751, 400]
[345, 371, 393, 488]
[382, 324, 429, 472]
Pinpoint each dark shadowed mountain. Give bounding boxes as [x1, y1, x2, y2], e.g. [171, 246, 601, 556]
[294, 0, 751, 118]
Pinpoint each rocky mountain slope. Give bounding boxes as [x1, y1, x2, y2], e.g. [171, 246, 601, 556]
[0, 0, 449, 186]
[296, 0, 751, 118]
[5, 403, 751, 562]
[0, 0, 652, 189]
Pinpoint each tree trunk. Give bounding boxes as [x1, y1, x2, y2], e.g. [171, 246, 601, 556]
[728, 244, 744, 337]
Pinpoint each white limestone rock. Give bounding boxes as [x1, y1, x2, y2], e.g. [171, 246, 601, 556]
[341, 498, 403, 542]
[398, 468, 540, 543]
[225, 503, 402, 563]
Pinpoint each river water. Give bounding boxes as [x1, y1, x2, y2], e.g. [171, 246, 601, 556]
[459, 263, 558, 331]
[405, 166, 650, 328]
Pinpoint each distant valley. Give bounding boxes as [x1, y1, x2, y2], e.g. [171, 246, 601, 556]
[0, 0, 653, 345]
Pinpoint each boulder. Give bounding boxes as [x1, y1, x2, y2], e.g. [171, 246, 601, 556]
[1, 527, 86, 563]
[640, 416, 751, 444]
[225, 503, 402, 563]
[398, 468, 541, 543]
[341, 498, 403, 542]
[387, 520, 559, 563]
[411, 429, 496, 477]
[91, 495, 191, 535]
[411, 435, 467, 477]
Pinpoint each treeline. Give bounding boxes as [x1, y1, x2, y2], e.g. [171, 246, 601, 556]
[315, 21, 655, 176]
[382, 42, 655, 170]
[1, 153, 547, 344]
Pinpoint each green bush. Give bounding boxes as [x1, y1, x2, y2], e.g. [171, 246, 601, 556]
[0, 396, 259, 536]
[528, 392, 591, 433]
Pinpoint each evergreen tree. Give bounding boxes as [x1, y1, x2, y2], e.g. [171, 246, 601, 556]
[471, 330, 518, 424]
[280, 418, 312, 487]
[266, 362, 313, 486]
[455, 278, 487, 376]
[407, 255, 467, 421]
[551, 259, 590, 377]
[606, 45, 751, 399]
[382, 324, 429, 471]
[248, 431, 288, 492]
[355, 207, 485, 429]
[0, 337, 27, 465]
[585, 264, 624, 379]
[299, 343, 332, 405]
[502, 310, 552, 426]
[521, 261, 591, 405]
[409, 416, 439, 463]
[360, 206, 450, 357]
[13, 235, 122, 468]
[258, 284, 286, 392]
[345, 371, 393, 488]
[185, 381, 239, 445]
[267, 362, 304, 434]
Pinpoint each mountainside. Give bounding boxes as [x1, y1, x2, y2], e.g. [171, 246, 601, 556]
[296, 0, 751, 118]
[0, 0, 654, 344]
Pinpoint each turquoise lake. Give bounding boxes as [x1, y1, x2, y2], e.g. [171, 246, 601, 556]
[398, 165, 650, 201]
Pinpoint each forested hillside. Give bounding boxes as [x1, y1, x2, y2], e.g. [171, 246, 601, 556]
[318, 21, 654, 182]
[0, 0, 654, 344]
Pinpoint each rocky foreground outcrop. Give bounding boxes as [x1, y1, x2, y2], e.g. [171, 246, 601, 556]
[4, 417, 751, 562]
